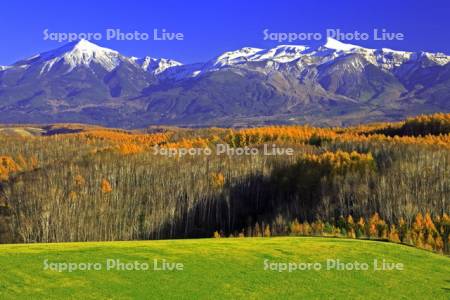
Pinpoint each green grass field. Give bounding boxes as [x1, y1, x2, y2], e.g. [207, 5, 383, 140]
[0, 237, 449, 299]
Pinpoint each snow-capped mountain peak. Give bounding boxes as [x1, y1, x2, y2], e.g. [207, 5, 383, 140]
[136, 56, 182, 75]
[7, 39, 185, 76]
[323, 37, 361, 52]
[208, 47, 263, 68]
[206, 45, 312, 71]
[0, 38, 449, 128]
[51, 39, 118, 56]
[217, 47, 263, 60]
[420, 51, 450, 65]
[15, 39, 122, 73]
[2, 38, 449, 81]
[249, 45, 309, 63]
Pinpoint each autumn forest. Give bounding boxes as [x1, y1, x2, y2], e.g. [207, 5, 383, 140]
[0, 113, 449, 253]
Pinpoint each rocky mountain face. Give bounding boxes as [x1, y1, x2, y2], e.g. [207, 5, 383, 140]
[0, 38, 449, 128]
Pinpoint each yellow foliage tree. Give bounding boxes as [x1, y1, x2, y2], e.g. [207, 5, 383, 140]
[211, 172, 225, 188]
[264, 225, 271, 237]
[290, 219, 301, 235]
[0, 156, 22, 181]
[388, 225, 400, 243]
[101, 179, 113, 193]
[74, 175, 86, 187]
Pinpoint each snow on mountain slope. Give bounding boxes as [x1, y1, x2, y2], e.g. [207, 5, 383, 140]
[322, 37, 361, 51]
[156, 63, 202, 79]
[14, 39, 123, 74]
[0, 38, 449, 128]
[205, 45, 309, 69]
[207, 47, 263, 69]
[2, 38, 448, 80]
[421, 52, 450, 65]
[369, 49, 413, 70]
[195, 37, 450, 77]
[7, 39, 185, 77]
[249, 45, 309, 63]
[135, 56, 182, 75]
[190, 38, 366, 76]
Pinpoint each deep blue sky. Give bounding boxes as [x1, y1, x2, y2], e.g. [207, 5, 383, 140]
[0, 0, 449, 65]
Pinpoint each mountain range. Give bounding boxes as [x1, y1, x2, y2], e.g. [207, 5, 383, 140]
[0, 38, 449, 128]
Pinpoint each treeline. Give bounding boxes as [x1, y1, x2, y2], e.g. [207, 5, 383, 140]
[0, 114, 448, 254]
[213, 212, 450, 253]
[370, 113, 450, 137]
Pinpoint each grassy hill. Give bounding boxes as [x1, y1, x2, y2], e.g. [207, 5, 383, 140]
[0, 237, 449, 299]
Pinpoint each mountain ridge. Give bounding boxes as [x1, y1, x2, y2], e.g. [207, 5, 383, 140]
[0, 38, 449, 128]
